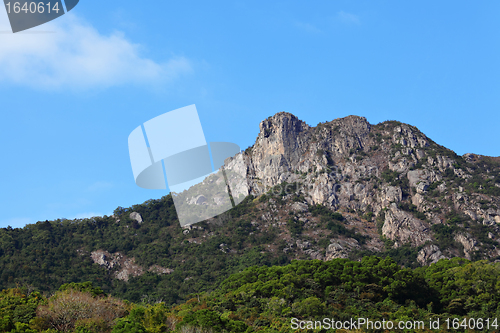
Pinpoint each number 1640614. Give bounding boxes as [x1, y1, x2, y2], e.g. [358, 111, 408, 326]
[5, 2, 60, 14]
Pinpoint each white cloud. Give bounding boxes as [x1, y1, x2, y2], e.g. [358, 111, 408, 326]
[0, 11, 192, 90]
[337, 11, 360, 25]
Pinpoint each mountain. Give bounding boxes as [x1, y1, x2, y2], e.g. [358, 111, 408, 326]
[1, 112, 499, 304]
[229, 112, 500, 263]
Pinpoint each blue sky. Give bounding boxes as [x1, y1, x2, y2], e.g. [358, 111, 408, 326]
[0, 1, 499, 228]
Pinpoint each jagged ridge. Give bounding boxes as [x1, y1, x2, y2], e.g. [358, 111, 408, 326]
[224, 112, 500, 264]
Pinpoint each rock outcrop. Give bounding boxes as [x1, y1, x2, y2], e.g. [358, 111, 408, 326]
[90, 250, 172, 282]
[417, 245, 447, 265]
[382, 203, 432, 247]
[324, 239, 360, 260]
[129, 212, 143, 224]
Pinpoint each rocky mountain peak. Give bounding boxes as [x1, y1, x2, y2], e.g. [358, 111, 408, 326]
[258, 112, 307, 136]
[222, 111, 500, 264]
[254, 112, 308, 158]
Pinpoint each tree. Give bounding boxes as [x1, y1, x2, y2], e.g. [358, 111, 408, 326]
[37, 290, 126, 332]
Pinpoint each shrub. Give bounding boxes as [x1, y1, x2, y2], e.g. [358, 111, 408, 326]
[292, 297, 326, 318]
[111, 318, 146, 333]
[37, 290, 126, 332]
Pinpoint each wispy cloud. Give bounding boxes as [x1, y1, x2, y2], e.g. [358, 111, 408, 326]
[0, 12, 192, 90]
[336, 11, 360, 25]
[295, 21, 322, 34]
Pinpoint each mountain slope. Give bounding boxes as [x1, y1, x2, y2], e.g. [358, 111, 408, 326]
[1, 112, 499, 303]
[229, 112, 500, 262]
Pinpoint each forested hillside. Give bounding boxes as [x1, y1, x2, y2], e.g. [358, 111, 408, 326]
[0, 195, 290, 303]
[2, 257, 500, 332]
[0, 191, 432, 304]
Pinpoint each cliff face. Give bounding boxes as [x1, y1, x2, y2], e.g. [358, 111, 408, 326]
[224, 112, 500, 265]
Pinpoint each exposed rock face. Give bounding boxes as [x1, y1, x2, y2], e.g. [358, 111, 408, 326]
[291, 202, 308, 213]
[129, 212, 143, 224]
[90, 250, 172, 282]
[408, 170, 430, 193]
[377, 185, 402, 207]
[247, 113, 374, 205]
[382, 204, 432, 247]
[91, 251, 114, 268]
[304, 249, 324, 260]
[149, 265, 174, 275]
[324, 239, 360, 260]
[224, 154, 250, 200]
[454, 233, 478, 260]
[252, 113, 310, 184]
[417, 245, 447, 265]
[296, 239, 311, 249]
[217, 111, 500, 264]
[240, 113, 438, 216]
[91, 250, 142, 281]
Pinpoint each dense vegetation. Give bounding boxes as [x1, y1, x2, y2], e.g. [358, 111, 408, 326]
[0, 195, 293, 304]
[2, 257, 500, 332]
[0, 188, 423, 306]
